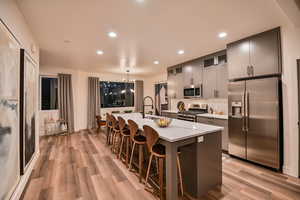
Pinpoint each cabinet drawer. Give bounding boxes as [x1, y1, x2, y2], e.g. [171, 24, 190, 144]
[197, 117, 215, 125]
[161, 112, 177, 119]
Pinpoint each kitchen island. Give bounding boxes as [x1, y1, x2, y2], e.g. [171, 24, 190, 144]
[113, 113, 223, 200]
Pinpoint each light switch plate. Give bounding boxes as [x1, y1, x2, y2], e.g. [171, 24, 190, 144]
[198, 136, 204, 143]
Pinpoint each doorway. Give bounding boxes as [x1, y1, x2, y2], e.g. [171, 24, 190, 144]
[298, 59, 300, 178]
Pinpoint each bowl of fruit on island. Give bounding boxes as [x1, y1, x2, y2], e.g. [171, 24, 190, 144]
[154, 118, 172, 128]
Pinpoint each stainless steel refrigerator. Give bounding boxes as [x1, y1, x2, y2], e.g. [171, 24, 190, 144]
[228, 77, 282, 170]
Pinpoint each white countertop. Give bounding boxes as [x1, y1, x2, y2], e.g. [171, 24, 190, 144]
[162, 110, 228, 120]
[113, 113, 223, 143]
[161, 110, 178, 113]
[197, 113, 228, 120]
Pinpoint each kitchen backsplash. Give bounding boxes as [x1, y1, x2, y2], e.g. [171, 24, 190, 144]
[170, 98, 228, 115]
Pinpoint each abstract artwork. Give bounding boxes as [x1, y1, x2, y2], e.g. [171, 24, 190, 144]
[0, 23, 19, 100]
[0, 100, 19, 200]
[0, 21, 20, 200]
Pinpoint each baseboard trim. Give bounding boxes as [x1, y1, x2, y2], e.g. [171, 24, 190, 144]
[10, 151, 40, 200]
[282, 164, 299, 178]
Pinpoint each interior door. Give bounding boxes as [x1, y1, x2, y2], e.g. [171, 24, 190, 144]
[246, 78, 280, 169]
[250, 28, 280, 76]
[227, 39, 250, 80]
[228, 81, 246, 159]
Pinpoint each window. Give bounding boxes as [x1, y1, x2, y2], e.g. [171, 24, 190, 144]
[41, 77, 58, 110]
[100, 81, 134, 108]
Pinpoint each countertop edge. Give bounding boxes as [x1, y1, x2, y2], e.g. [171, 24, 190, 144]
[196, 114, 228, 120]
[161, 127, 224, 143]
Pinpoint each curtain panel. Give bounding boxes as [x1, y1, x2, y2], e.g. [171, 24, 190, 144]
[87, 77, 100, 129]
[58, 74, 75, 133]
[134, 80, 144, 112]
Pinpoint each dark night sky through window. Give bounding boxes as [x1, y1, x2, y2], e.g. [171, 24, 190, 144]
[100, 81, 134, 108]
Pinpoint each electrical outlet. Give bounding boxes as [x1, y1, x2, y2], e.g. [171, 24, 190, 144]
[198, 136, 204, 143]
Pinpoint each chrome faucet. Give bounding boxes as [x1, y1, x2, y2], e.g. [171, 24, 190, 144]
[142, 96, 154, 118]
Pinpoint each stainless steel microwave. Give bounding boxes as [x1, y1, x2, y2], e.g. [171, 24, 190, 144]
[184, 86, 202, 97]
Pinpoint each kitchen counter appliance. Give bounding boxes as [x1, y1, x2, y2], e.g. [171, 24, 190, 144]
[177, 104, 208, 122]
[184, 86, 202, 98]
[228, 77, 282, 170]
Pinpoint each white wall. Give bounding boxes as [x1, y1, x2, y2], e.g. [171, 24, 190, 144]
[39, 66, 146, 133]
[0, 0, 40, 199]
[279, 22, 300, 177]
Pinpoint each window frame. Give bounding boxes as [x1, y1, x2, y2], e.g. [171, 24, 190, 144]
[99, 81, 135, 108]
[39, 75, 59, 111]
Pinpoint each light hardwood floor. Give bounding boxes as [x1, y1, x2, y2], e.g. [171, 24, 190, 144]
[21, 130, 300, 200]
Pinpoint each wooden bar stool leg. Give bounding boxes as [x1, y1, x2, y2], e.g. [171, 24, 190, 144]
[110, 128, 114, 145]
[159, 158, 164, 200]
[129, 142, 136, 170]
[155, 157, 159, 175]
[112, 131, 118, 153]
[118, 135, 124, 159]
[138, 144, 143, 183]
[126, 137, 129, 168]
[145, 153, 153, 187]
[111, 130, 114, 150]
[106, 127, 109, 144]
[177, 155, 184, 197]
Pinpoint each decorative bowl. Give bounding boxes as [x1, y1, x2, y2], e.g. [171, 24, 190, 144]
[154, 118, 172, 128]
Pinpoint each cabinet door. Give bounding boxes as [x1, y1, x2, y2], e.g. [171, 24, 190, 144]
[193, 64, 203, 89]
[175, 72, 184, 99]
[216, 63, 228, 98]
[183, 65, 193, 88]
[203, 66, 217, 99]
[250, 29, 280, 76]
[227, 40, 250, 80]
[167, 73, 176, 99]
[214, 119, 229, 151]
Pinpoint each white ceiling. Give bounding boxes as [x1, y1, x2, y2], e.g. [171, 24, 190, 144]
[17, 0, 286, 76]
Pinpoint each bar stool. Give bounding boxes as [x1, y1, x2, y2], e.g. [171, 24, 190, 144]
[110, 115, 120, 154]
[96, 115, 106, 133]
[128, 119, 147, 183]
[106, 113, 113, 145]
[143, 125, 183, 200]
[117, 116, 131, 167]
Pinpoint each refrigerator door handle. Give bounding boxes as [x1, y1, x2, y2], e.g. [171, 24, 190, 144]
[242, 92, 246, 132]
[245, 91, 249, 132]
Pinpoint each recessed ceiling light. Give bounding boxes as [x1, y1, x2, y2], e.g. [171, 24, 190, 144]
[177, 50, 185, 55]
[154, 60, 159, 65]
[108, 32, 117, 38]
[96, 50, 104, 55]
[218, 32, 227, 38]
[136, 0, 144, 2]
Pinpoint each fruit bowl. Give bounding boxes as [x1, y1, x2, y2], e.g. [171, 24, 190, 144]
[154, 118, 172, 128]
